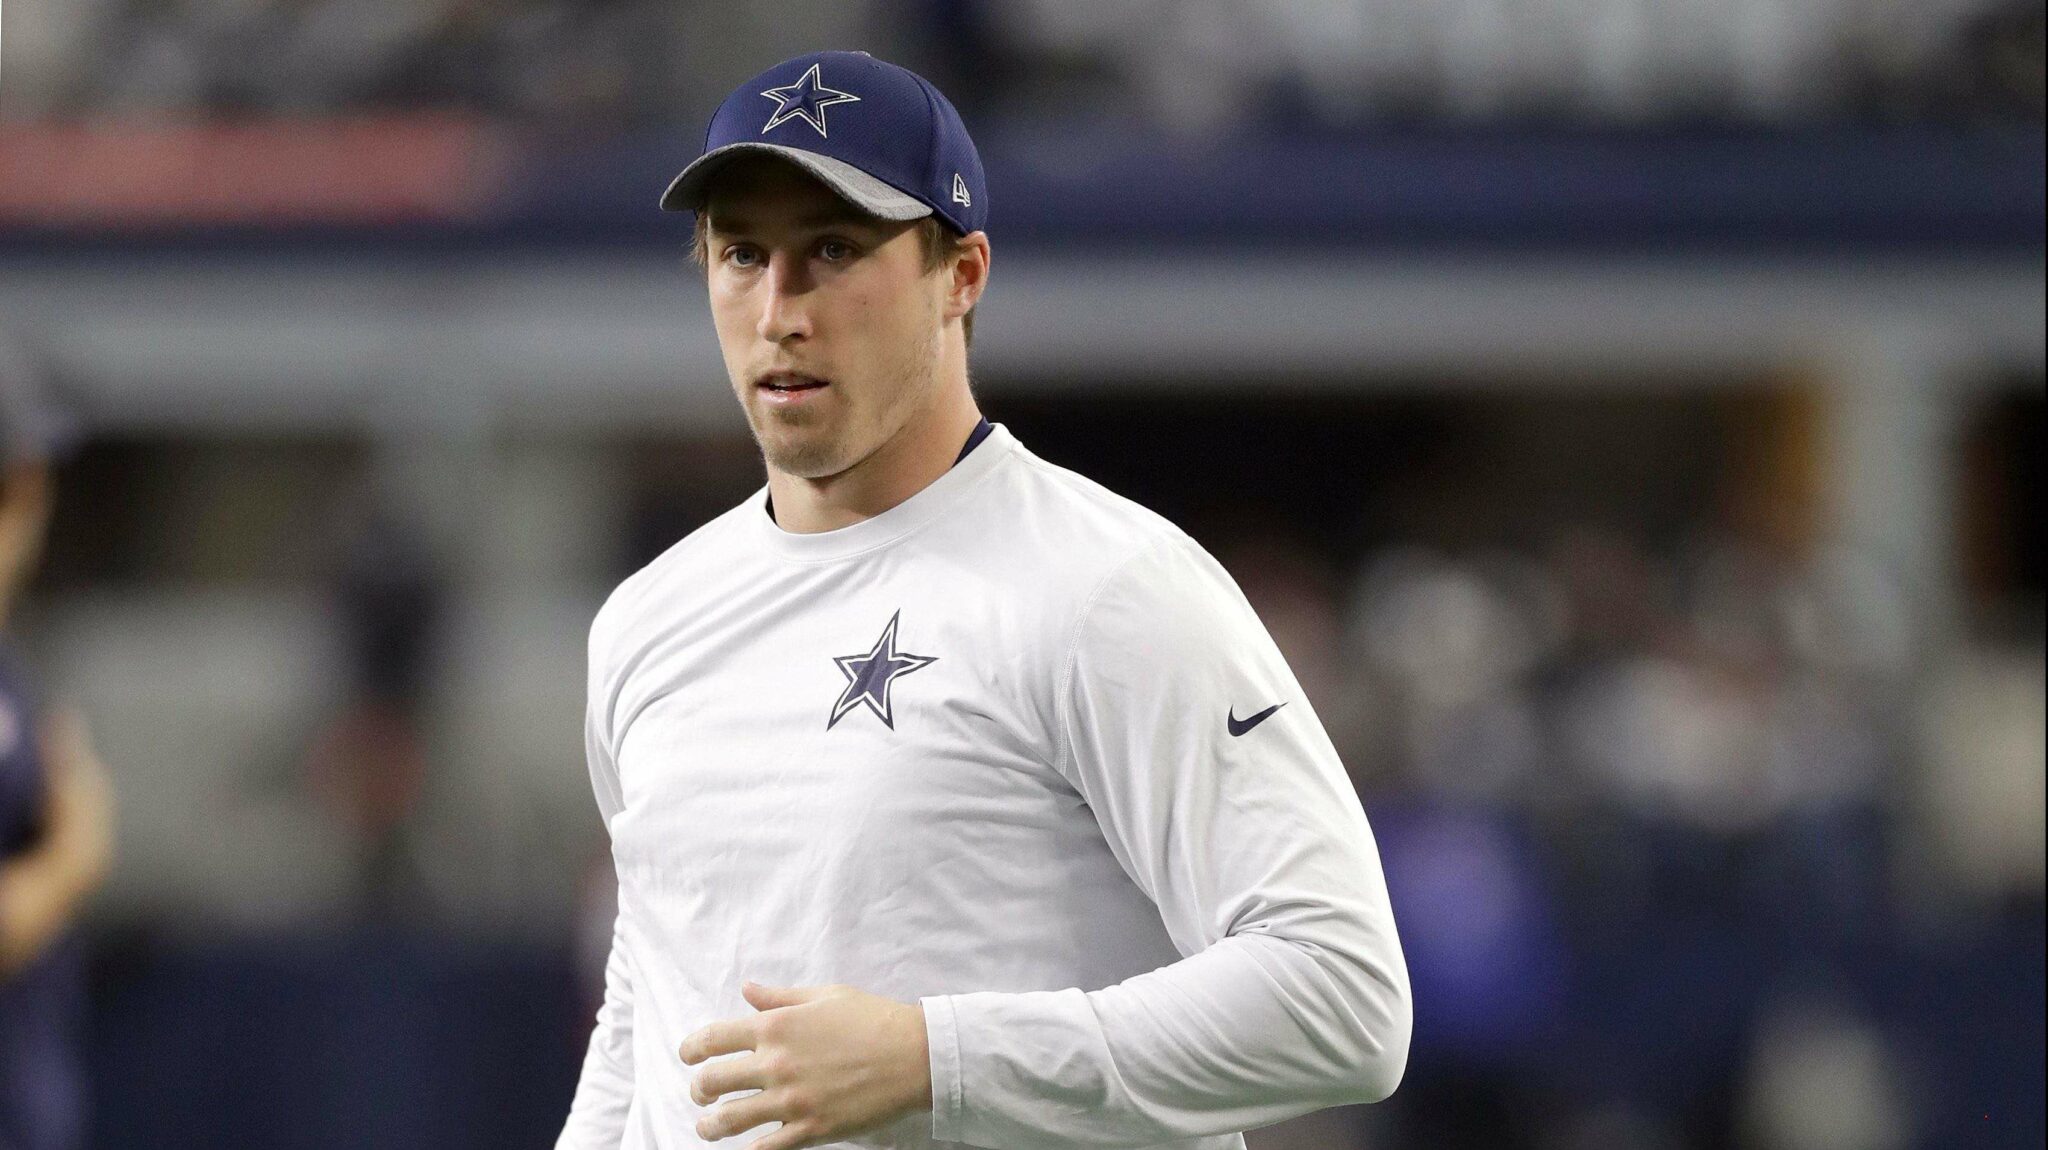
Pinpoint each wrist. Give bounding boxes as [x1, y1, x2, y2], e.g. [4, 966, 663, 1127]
[901, 1000, 934, 1113]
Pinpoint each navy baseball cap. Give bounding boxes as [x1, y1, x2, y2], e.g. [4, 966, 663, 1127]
[661, 51, 988, 236]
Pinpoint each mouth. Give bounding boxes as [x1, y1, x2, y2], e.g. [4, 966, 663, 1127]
[754, 371, 831, 395]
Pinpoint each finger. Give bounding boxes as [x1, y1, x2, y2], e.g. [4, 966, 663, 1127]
[696, 1089, 785, 1142]
[679, 1018, 757, 1065]
[691, 1052, 774, 1106]
[744, 1117, 822, 1150]
[741, 981, 827, 1011]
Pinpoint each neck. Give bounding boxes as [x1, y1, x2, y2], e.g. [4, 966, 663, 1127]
[765, 367, 983, 535]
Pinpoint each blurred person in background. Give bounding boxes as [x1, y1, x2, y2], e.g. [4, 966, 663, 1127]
[558, 51, 1409, 1150]
[300, 510, 446, 922]
[0, 336, 115, 1150]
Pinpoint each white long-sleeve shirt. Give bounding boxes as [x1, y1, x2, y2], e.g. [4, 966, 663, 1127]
[557, 423, 1410, 1150]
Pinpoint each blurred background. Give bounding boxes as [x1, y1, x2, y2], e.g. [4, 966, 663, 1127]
[0, 1, 2041, 1148]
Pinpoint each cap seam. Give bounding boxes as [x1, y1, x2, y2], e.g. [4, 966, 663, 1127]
[913, 75, 955, 233]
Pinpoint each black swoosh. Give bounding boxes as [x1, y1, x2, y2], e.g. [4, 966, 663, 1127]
[1227, 702, 1287, 737]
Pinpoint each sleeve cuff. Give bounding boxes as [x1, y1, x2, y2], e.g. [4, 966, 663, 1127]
[920, 994, 966, 1142]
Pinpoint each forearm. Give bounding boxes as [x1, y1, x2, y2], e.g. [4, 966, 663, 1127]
[923, 931, 1410, 1149]
[949, 533, 1414, 1148]
[0, 839, 98, 976]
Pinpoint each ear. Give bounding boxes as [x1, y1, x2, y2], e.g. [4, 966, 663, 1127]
[944, 231, 991, 322]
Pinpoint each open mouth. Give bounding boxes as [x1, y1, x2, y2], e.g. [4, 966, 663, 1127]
[757, 372, 829, 394]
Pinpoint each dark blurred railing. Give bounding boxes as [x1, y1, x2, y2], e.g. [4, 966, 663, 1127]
[72, 851, 2044, 1149]
[5, 123, 2042, 254]
[85, 928, 584, 1150]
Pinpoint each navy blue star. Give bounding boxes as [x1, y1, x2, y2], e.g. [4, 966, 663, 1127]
[828, 611, 937, 730]
[759, 64, 861, 138]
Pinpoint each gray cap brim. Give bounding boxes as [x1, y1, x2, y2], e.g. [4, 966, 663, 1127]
[660, 143, 933, 221]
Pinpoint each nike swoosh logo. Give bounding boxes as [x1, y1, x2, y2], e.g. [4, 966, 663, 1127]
[1227, 702, 1287, 737]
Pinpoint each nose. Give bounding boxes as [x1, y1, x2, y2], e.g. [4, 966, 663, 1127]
[756, 250, 813, 345]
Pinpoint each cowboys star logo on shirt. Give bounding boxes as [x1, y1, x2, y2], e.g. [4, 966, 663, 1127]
[760, 64, 861, 138]
[827, 610, 936, 730]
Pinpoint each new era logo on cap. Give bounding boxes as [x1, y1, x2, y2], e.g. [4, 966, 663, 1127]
[661, 51, 989, 237]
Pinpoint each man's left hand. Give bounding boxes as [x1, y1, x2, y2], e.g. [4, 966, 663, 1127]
[681, 981, 932, 1147]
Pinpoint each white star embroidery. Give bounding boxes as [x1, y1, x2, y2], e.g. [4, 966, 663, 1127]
[760, 64, 862, 138]
[828, 611, 937, 730]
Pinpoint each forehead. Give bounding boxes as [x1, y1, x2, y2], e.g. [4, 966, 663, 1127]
[700, 156, 880, 232]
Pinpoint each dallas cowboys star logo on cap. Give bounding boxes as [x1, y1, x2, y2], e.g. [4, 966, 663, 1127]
[828, 610, 937, 730]
[760, 63, 861, 138]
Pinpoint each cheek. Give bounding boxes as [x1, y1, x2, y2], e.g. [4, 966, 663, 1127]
[709, 287, 747, 334]
[709, 296, 757, 363]
[827, 290, 890, 358]
[849, 284, 925, 347]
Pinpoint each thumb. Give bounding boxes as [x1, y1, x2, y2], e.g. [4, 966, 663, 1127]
[742, 981, 825, 1011]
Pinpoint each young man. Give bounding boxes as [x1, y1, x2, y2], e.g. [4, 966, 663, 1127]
[558, 51, 1410, 1150]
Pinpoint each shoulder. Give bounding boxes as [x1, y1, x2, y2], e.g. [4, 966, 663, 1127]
[1077, 530, 1256, 660]
[587, 494, 761, 662]
[990, 442, 1190, 583]
[984, 441, 1244, 634]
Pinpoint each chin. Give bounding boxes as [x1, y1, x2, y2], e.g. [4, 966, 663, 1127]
[758, 425, 853, 480]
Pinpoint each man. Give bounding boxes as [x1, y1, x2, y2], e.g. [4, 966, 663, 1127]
[558, 51, 1410, 1150]
[0, 334, 114, 1150]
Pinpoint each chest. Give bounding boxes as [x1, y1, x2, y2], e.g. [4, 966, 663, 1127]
[604, 577, 1075, 881]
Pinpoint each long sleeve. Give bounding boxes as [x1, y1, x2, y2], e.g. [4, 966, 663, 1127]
[557, 623, 638, 1149]
[922, 533, 1412, 1148]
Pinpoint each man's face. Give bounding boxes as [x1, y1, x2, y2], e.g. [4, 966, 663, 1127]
[702, 157, 948, 481]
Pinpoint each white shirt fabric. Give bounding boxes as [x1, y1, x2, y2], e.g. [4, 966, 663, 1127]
[557, 423, 1411, 1150]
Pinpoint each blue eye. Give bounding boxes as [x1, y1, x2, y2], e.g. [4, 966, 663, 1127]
[726, 246, 761, 268]
[819, 240, 853, 261]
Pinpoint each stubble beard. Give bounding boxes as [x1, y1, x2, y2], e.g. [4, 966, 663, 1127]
[750, 320, 943, 482]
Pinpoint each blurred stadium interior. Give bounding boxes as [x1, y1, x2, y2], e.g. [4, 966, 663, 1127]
[1, 1, 2043, 1148]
